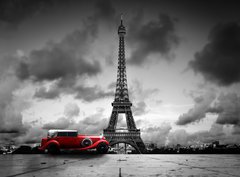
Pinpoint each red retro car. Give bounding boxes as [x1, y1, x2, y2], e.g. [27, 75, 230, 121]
[39, 130, 109, 154]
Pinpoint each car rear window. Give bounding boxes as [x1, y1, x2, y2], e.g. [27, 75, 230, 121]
[57, 132, 68, 136]
[56, 132, 78, 137]
[68, 132, 78, 137]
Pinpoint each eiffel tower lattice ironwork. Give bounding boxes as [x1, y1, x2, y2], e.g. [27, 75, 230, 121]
[103, 15, 146, 153]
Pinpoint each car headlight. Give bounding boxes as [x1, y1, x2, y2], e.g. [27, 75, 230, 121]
[100, 135, 105, 140]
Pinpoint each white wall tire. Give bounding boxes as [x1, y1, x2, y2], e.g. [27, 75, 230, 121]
[81, 138, 93, 147]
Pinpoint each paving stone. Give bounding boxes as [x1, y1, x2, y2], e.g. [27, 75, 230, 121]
[0, 154, 240, 177]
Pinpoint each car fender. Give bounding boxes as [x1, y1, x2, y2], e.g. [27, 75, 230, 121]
[79, 139, 109, 151]
[39, 140, 60, 151]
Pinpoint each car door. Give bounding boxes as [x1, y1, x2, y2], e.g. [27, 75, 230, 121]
[67, 132, 79, 148]
[56, 132, 72, 148]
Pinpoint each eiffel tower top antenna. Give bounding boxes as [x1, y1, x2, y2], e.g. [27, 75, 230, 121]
[120, 13, 123, 25]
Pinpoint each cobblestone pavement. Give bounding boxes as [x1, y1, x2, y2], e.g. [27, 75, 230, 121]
[0, 154, 240, 177]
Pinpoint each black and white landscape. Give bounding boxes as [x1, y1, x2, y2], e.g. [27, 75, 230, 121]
[0, 0, 240, 176]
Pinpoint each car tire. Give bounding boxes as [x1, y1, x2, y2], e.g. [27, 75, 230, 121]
[47, 144, 60, 154]
[97, 143, 109, 154]
[81, 138, 93, 147]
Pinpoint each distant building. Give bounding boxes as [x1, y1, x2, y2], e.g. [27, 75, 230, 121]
[145, 143, 157, 150]
[212, 141, 220, 148]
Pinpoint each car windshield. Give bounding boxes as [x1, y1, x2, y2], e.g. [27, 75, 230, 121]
[47, 131, 57, 138]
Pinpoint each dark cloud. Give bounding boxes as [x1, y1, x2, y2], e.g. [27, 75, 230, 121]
[0, 0, 53, 28]
[177, 90, 240, 129]
[214, 93, 240, 126]
[34, 83, 114, 102]
[34, 85, 61, 99]
[176, 89, 216, 125]
[190, 22, 240, 86]
[14, 0, 118, 102]
[14, 0, 118, 83]
[0, 0, 110, 29]
[177, 89, 240, 140]
[94, 0, 115, 24]
[17, 32, 101, 82]
[127, 11, 179, 65]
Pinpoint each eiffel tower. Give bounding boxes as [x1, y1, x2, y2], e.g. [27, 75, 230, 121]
[103, 15, 146, 153]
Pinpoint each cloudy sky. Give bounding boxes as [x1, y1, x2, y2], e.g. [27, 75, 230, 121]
[0, 0, 240, 146]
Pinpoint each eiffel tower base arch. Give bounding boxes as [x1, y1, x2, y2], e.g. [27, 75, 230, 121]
[103, 130, 146, 154]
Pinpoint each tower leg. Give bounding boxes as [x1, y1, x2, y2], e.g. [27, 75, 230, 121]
[124, 143, 127, 154]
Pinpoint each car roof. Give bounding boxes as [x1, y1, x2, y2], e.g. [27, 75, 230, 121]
[48, 129, 78, 133]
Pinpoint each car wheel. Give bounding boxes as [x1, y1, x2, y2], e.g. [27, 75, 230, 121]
[47, 144, 60, 154]
[97, 143, 108, 154]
